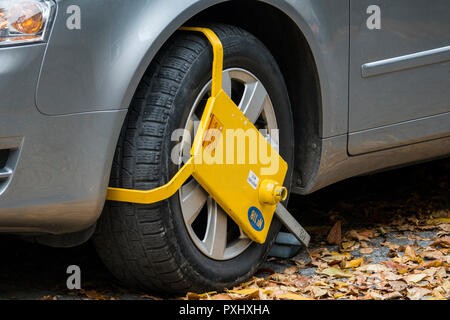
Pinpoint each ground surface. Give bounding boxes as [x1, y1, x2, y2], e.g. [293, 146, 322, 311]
[0, 159, 448, 300]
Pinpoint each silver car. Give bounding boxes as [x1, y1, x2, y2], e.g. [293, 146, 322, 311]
[0, 0, 449, 293]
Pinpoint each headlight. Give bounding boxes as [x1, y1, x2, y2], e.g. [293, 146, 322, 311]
[0, 0, 55, 46]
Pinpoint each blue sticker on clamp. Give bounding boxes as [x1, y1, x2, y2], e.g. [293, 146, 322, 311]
[248, 206, 265, 231]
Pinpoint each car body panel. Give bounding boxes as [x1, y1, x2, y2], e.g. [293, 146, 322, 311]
[348, 112, 450, 155]
[348, 0, 450, 154]
[0, 44, 126, 234]
[300, 134, 450, 194]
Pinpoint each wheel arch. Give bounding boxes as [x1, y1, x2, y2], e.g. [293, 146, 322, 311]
[124, 0, 337, 192]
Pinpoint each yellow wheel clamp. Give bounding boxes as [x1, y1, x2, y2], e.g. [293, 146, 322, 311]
[107, 27, 310, 247]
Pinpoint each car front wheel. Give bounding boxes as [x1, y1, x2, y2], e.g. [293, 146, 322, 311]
[93, 24, 294, 294]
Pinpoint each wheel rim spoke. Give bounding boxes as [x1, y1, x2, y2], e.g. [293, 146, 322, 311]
[203, 201, 228, 259]
[181, 179, 208, 225]
[239, 80, 269, 123]
[239, 227, 249, 240]
[222, 70, 232, 97]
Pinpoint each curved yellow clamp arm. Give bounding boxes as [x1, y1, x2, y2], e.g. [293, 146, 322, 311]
[106, 27, 224, 204]
[179, 27, 224, 97]
[107, 158, 194, 204]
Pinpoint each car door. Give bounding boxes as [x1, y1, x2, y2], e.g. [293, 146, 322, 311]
[348, 0, 450, 155]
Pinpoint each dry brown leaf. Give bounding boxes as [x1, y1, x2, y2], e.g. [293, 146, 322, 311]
[406, 287, 431, 300]
[83, 290, 108, 300]
[334, 292, 348, 299]
[290, 276, 310, 288]
[359, 230, 376, 239]
[406, 256, 424, 264]
[404, 273, 427, 283]
[327, 221, 342, 246]
[430, 237, 450, 248]
[438, 224, 450, 233]
[404, 245, 417, 258]
[293, 259, 308, 268]
[316, 267, 353, 278]
[267, 273, 293, 283]
[310, 259, 329, 269]
[311, 286, 328, 298]
[323, 252, 352, 263]
[309, 248, 328, 258]
[342, 257, 364, 269]
[387, 249, 398, 258]
[368, 291, 384, 300]
[382, 260, 409, 274]
[389, 280, 408, 291]
[435, 267, 447, 279]
[397, 224, 416, 232]
[444, 280, 450, 293]
[279, 285, 303, 293]
[227, 288, 259, 296]
[40, 295, 57, 301]
[240, 277, 258, 288]
[278, 293, 313, 300]
[284, 266, 299, 275]
[210, 294, 233, 300]
[360, 248, 374, 254]
[313, 280, 329, 287]
[431, 287, 446, 300]
[384, 272, 404, 281]
[381, 242, 400, 250]
[427, 218, 450, 224]
[383, 292, 403, 300]
[186, 291, 216, 300]
[141, 294, 162, 300]
[261, 288, 276, 296]
[240, 290, 262, 300]
[342, 241, 356, 251]
[333, 280, 350, 289]
[422, 259, 444, 268]
[349, 230, 371, 242]
[422, 267, 439, 279]
[358, 264, 389, 273]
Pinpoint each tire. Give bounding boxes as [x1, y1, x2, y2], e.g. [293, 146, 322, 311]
[93, 24, 295, 294]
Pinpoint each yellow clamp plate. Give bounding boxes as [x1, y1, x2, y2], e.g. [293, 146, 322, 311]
[107, 27, 288, 244]
[191, 89, 288, 243]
